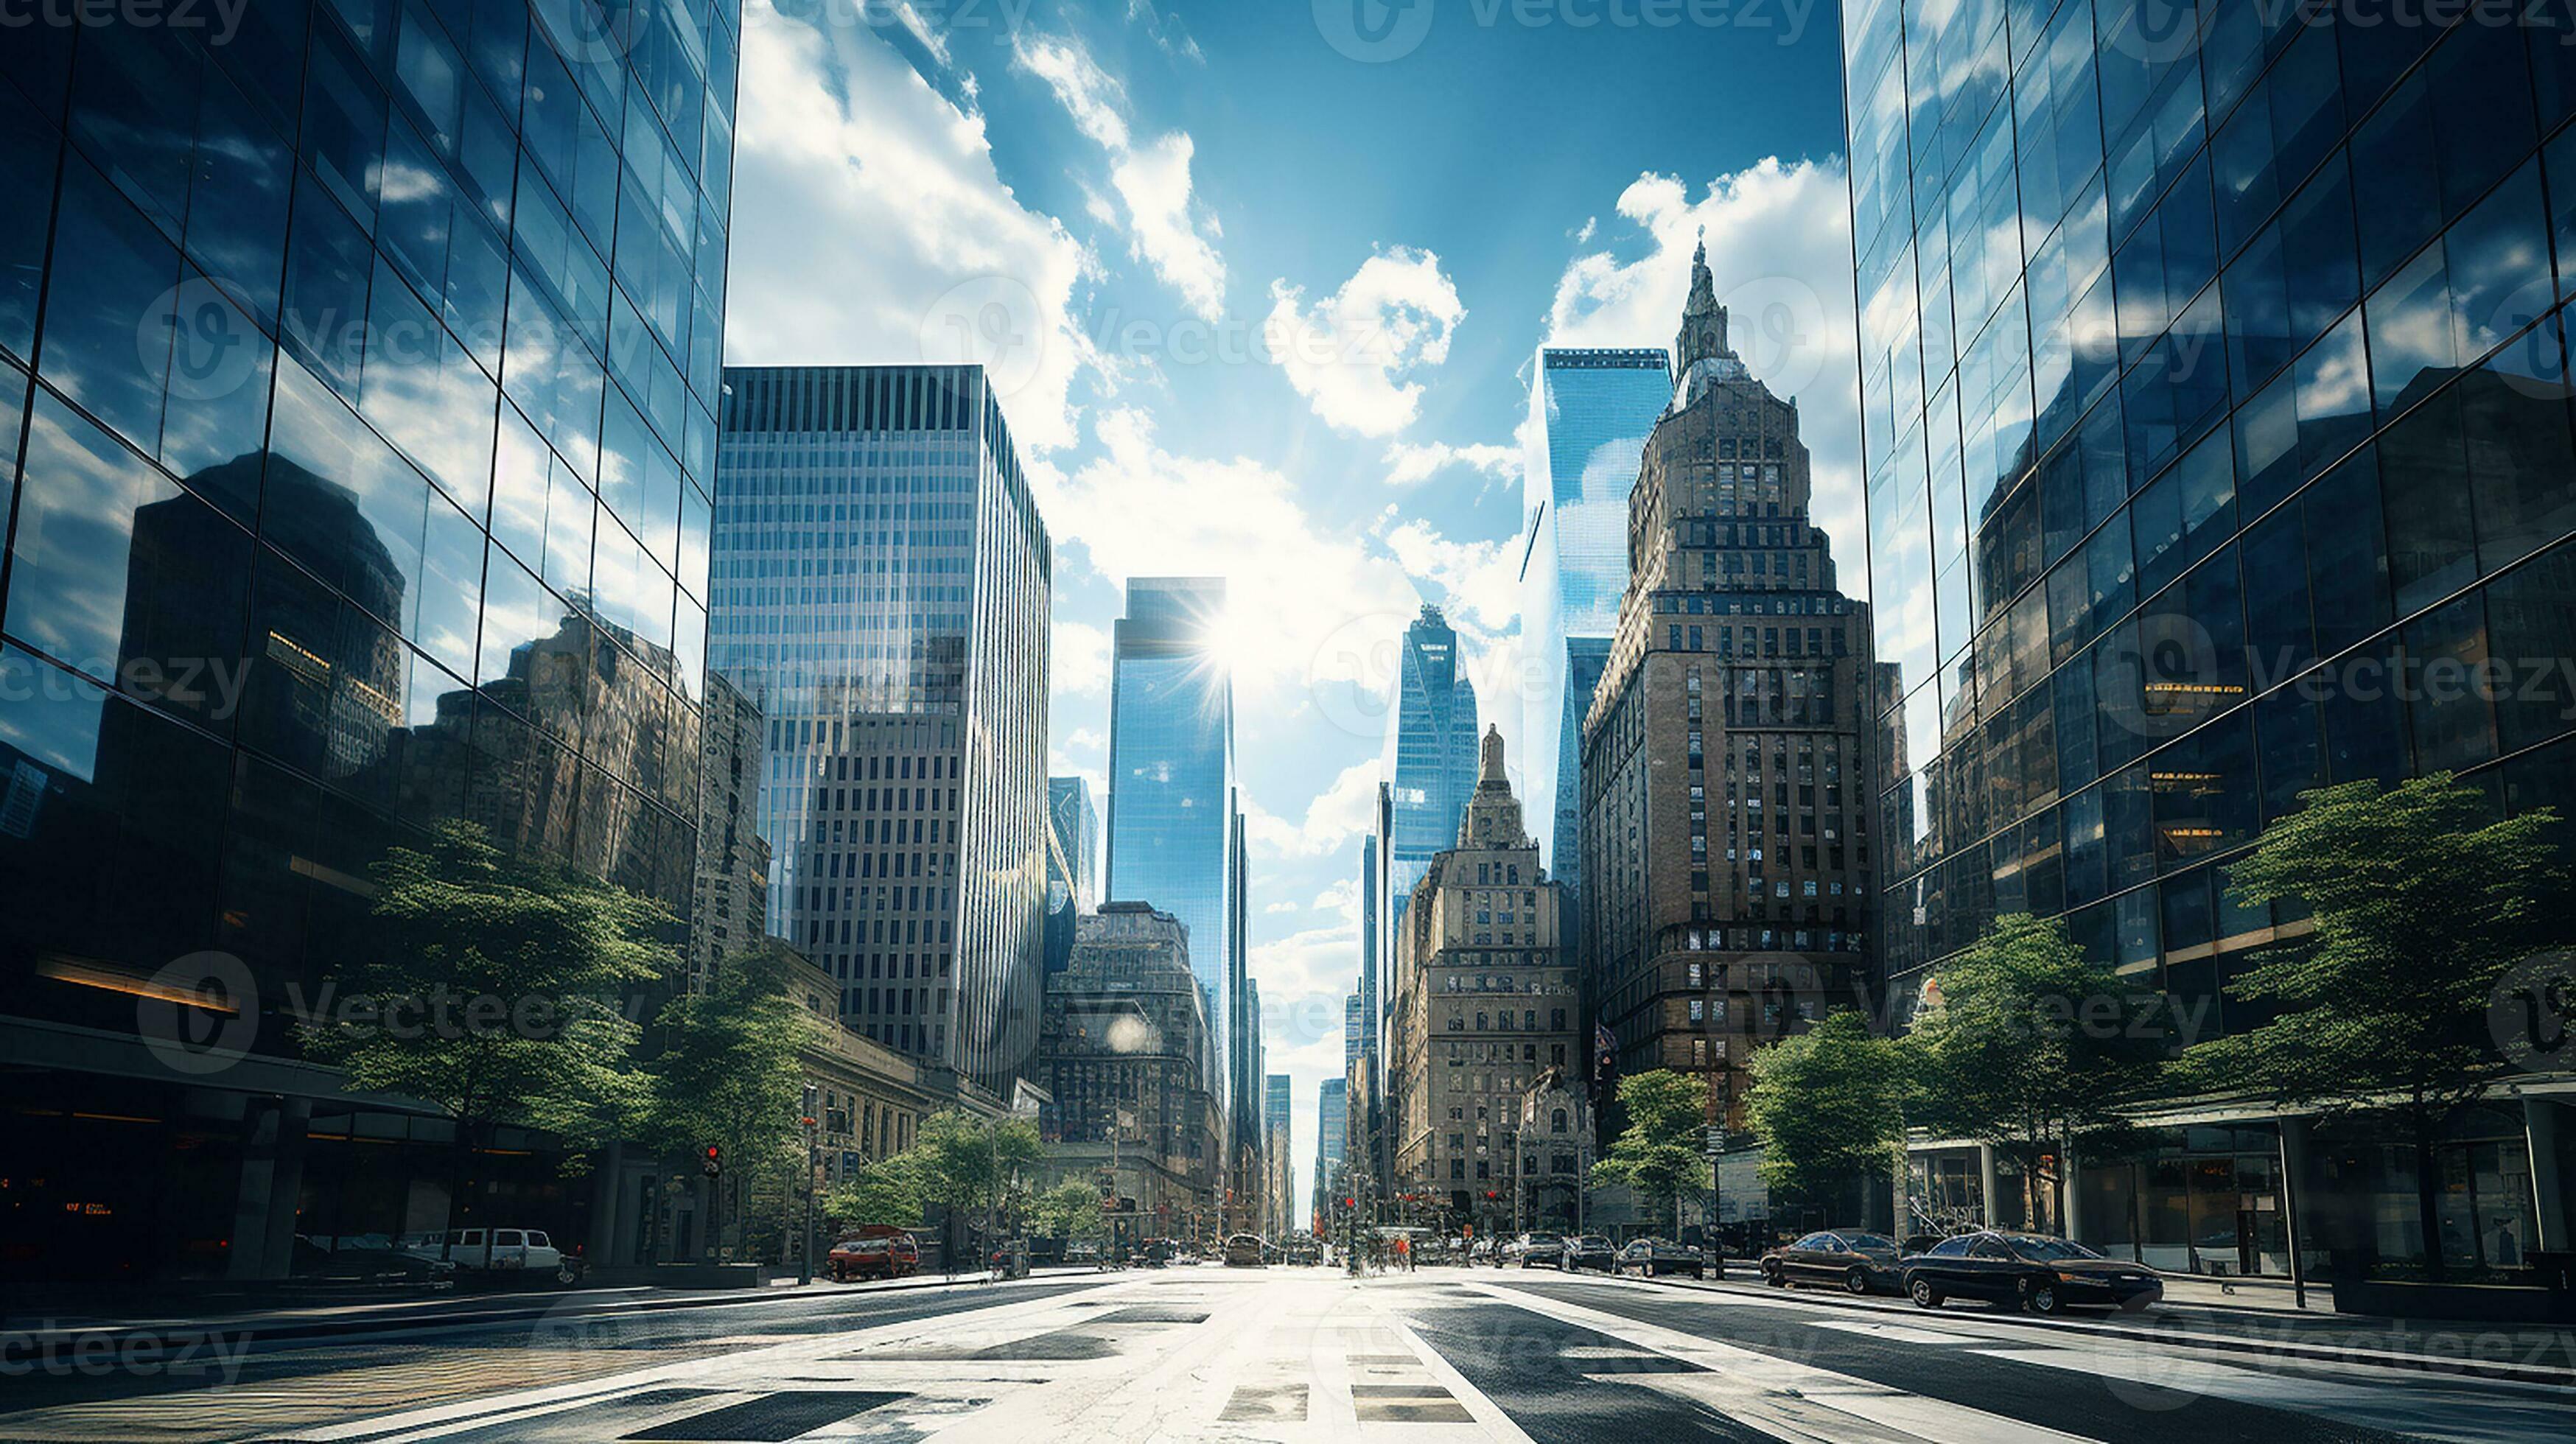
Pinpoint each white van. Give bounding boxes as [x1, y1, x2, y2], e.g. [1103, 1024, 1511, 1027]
[415, 1227, 578, 1281]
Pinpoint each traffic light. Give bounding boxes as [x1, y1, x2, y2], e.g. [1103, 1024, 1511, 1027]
[702, 1144, 722, 1178]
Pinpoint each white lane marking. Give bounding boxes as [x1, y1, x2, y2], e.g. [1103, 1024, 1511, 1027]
[1807, 1320, 2000, 1346]
[1977, 1345, 2576, 1444]
[1362, 1293, 1539, 1442]
[1460, 1279, 2104, 1444]
[258, 1278, 1141, 1441]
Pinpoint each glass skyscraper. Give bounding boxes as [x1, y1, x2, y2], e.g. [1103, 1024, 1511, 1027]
[709, 363, 1051, 1092]
[1522, 348, 1677, 951]
[1385, 603, 1480, 914]
[0, 0, 740, 1282]
[1845, 0, 2575, 1266]
[1048, 774, 1099, 911]
[1105, 575, 1239, 1104]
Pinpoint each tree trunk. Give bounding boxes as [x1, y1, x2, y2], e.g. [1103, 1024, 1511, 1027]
[439, 1110, 475, 1263]
[2049, 1135, 2069, 1239]
[2413, 1112, 2446, 1282]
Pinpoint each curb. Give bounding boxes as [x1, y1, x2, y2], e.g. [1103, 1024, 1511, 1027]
[15, 1268, 1107, 1361]
[1612, 1272, 2576, 1388]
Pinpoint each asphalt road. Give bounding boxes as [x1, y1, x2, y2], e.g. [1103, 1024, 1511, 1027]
[0, 1266, 2566, 1442]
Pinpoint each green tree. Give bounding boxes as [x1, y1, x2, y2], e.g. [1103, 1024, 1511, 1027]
[825, 1154, 925, 1230]
[2179, 773, 2562, 1277]
[897, 1110, 1044, 1260]
[1744, 1010, 1911, 1205]
[1027, 1179, 1107, 1241]
[1589, 1069, 1711, 1236]
[645, 943, 819, 1259]
[1906, 914, 2166, 1231]
[298, 821, 673, 1255]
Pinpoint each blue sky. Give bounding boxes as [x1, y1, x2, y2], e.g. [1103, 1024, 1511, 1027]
[721, 0, 1861, 1224]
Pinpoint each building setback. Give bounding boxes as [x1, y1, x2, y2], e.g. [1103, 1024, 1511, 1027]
[1387, 728, 1579, 1226]
[1580, 241, 1876, 1130]
[0, 2, 741, 1283]
[710, 365, 1051, 1094]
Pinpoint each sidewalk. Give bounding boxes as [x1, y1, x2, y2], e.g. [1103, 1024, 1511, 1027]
[0, 1266, 1104, 1359]
[1648, 1270, 2576, 1386]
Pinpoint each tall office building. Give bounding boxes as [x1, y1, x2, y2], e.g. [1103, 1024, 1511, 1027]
[689, 672, 772, 993]
[1523, 349, 1677, 933]
[1580, 242, 1875, 1129]
[1264, 1072, 1292, 1236]
[1105, 577, 1239, 1106]
[1386, 605, 1482, 911]
[710, 364, 1052, 1093]
[0, 0, 741, 1282]
[1841, 0, 2575, 1268]
[1314, 1076, 1348, 1230]
[1047, 774, 1100, 911]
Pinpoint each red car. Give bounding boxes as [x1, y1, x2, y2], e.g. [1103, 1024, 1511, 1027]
[827, 1225, 920, 1281]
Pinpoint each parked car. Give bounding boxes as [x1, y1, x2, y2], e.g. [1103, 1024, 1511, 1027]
[827, 1225, 920, 1282]
[409, 1227, 579, 1283]
[1564, 1235, 1617, 1271]
[1136, 1238, 1177, 1267]
[1614, 1236, 1707, 1279]
[1502, 1231, 1568, 1268]
[1902, 1231, 2163, 1315]
[1224, 1233, 1267, 1266]
[1761, 1230, 1905, 1295]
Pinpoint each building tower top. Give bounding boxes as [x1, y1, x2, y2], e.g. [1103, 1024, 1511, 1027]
[1676, 228, 1730, 372]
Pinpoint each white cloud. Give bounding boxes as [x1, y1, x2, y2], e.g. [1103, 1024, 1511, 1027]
[1015, 35, 1227, 321]
[1544, 158, 1865, 595]
[1244, 757, 1382, 861]
[1264, 248, 1464, 438]
[1382, 520, 1520, 637]
[1032, 407, 1426, 705]
[1053, 619, 1111, 697]
[724, 10, 1099, 452]
[1311, 877, 1358, 922]
[1264, 900, 1299, 914]
[1382, 439, 1519, 488]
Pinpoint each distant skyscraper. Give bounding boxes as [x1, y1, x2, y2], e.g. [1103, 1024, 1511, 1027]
[1385, 605, 1480, 913]
[711, 365, 1052, 1091]
[1264, 1072, 1292, 1236]
[1105, 577, 1238, 1107]
[1314, 1076, 1348, 1229]
[1522, 348, 1674, 960]
[1048, 775, 1099, 911]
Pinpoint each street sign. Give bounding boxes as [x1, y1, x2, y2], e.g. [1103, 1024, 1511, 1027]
[1704, 1126, 1723, 1157]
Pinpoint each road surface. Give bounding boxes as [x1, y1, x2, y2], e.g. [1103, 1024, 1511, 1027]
[1, 1266, 2566, 1442]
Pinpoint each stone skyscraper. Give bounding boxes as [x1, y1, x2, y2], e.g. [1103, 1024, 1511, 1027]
[1387, 728, 1575, 1224]
[1579, 241, 1875, 1128]
[710, 365, 1052, 1092]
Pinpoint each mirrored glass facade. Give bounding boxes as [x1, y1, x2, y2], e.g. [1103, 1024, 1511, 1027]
[709, 363, 1052, 1092]
[0, 0, 740, 1280]
[1386, 603, 1480, 916]
[1106, 576, 1237, 1101]
[1522, 348, 1676, 955]
[1845, 0, 2576, 1012]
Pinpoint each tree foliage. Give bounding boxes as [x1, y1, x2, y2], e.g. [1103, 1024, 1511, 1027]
[300, 821, 672, 1161]
[2177, 774, 2561, 1273]
[645, 943, 819, 1257]
[1906, 912, 2166, 1224]
[1743, 1010, 1911, 1198]
[1027, 1179, 1107, 1240]
[825, 1156, 925, 1230]
[1589, 1069, 1709, 1226]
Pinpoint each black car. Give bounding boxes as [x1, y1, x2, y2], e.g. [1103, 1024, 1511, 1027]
[1902, 1231, 2163, 1315]
[1613, 1236, 1707, 1278]
[1760, 1229, 1904, 1295]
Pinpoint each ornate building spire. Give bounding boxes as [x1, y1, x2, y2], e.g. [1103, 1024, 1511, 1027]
[1674, 225, 1731, 372]
[1457, 726, 1528, 848]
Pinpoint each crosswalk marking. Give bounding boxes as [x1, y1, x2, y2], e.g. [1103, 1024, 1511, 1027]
[1806, 1320, 2000, 1346]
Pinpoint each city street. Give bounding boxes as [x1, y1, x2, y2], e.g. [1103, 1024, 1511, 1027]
[2, 1267, 2569, 1443]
